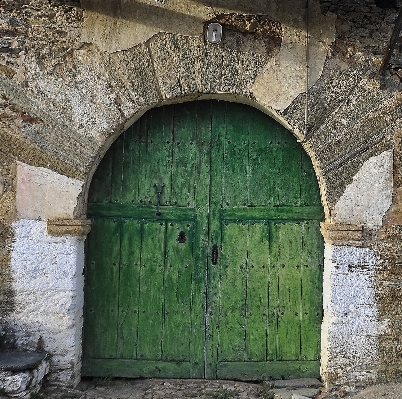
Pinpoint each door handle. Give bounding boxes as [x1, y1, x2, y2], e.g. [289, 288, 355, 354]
[212, 244, 219, 265]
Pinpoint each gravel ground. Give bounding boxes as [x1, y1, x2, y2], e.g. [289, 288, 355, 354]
[39, 378, 277, 399]
[32, 378, 402, 399]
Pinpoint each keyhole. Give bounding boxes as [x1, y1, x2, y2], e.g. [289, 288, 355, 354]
[177, 231, 186, 244]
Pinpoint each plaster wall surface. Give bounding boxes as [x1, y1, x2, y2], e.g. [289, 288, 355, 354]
[334, 150, 393, 228]
[81, 0, 320, 51]
[16, 162, 84, 220]
[321, 245, 379, 385]
[9, 219, 85, 386]
[82, 0, 336, 112]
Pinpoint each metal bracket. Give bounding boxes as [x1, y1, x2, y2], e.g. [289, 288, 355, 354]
[206, 23, 223, 44]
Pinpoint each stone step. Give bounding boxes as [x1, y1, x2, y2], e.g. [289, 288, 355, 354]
[0, 351, 49, 398]
[273, 378, 322, 389]
[273, 387, 321, 399]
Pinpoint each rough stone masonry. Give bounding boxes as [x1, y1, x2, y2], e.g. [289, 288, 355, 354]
[0, 0, 402, 389]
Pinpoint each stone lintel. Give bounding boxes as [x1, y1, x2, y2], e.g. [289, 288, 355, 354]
[320, 222, 363, 245]
[47, 218, 91, 236]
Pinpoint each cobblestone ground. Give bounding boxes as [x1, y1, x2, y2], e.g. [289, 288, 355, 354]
[34, 378, 402, 399]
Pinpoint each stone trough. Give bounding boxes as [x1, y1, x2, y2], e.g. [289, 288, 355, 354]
[0, 352, 49, 398]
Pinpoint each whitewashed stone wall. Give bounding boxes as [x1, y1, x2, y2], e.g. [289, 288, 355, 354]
[321, 245, 379, 385]
[320, 150, 394, 386]
[10, 219, 85, 385]
[8, 163, 86, 386]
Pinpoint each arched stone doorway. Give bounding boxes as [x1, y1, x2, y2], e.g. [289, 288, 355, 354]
[82, 100, 324, 380]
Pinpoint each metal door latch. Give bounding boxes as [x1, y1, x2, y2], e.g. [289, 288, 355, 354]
[212, 244, 219, 265]
[154, 184, 164, 216]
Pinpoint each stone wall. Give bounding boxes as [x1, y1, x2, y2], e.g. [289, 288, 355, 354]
[0, 0, 402, 389]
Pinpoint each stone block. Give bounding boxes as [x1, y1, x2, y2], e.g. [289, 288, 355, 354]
[16, 162, 84, 220]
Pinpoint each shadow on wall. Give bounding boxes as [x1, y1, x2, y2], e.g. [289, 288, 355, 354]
[81, 0, 207, 33]
[81, 0, 306, 32]
[0, 223, 16, 348]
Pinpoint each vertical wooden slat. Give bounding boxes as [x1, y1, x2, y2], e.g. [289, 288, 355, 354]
[248, 110, 271, 207]
[193, 103, 212, 213]
[222, 102, 249, 208]
[266, 122, 280, 207]
[206, 100, 225, 378]
[245, 222, 269, 361]
[191, 102, 213, 378]
[271, 221, 302, 361]
[137, 221, 165, 360]
[118, 219, 142, 359]
[171, 102, 198, 207]
[138, 107, 173, 205]
[121, 124, 140, 204]
[84, 217, 120, 358]
[111, 133, 125, 204]
[218, 222, 247, 362]
[267, 221, 279, 361]
[163, 222, 195, 361]
[300, 149, 322, 206]
[300, 220, 323, 360]
[284, 143, 302, 207]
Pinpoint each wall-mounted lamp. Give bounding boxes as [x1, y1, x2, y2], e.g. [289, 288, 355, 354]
[206, 22, 223, 44]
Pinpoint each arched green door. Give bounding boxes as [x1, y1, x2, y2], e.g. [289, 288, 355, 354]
[82, 101, 324, 380]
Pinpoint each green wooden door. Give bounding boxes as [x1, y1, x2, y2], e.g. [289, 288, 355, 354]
[82, 101, 324, 380]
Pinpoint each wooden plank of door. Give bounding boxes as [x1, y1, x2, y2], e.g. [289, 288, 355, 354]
[83, 217, 120, 360]
[192, 103, 213, 214]
[218, 222, 247, 363]
[191, 101, 213, 378]
[272, 134, 300, 207]
[285, 142, 303, 207]
[221, 102, 249, 208]
[137, 106, 173, 205]
[137, 221, 165, 361]
[82, 358, 192, 378]
[245, 222, 270, 362]
[247, 109, 273, 207]
[205, 100, 225, 379]
[117, 219, 142, 359]
[111, 131, 125, 204]
[170, 102, 198, 208]
[267, 222, 279, 361]
[121, 123, 141, 204]
[216, 360, 320, 380]
[300, 149, 322, 207]
[163, 222, 196, 362]
[271, 221, 302, 361]
[300, 220, 323, 360]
